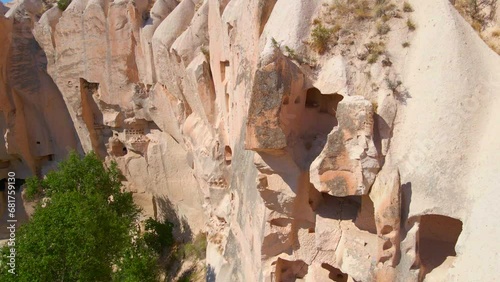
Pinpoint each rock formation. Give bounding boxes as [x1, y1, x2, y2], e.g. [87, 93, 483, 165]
[1, 0, 500, 281]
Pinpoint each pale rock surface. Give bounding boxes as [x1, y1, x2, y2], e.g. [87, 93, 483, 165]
[0, 0, 79, 240]
[0, 0, 499, 281]
[313, 55, 349, 96]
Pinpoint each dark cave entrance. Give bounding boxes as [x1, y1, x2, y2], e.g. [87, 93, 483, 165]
[417, 215, 463, 279]
[110, 139, 128, 157]
[291, 88, 344, 169]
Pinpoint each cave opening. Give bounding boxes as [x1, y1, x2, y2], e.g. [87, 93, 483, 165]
[417, 215, 463, 279]
[305, 87, 343, 116]
[80, 78, 107, 157]
[220, 61, 229, 83]
[290, 88, 344, 169]
[224, 145, 232, 165]
[315, 193, 360, 221]
[314, 193, 379, 235]
[110, 139, 128, 157]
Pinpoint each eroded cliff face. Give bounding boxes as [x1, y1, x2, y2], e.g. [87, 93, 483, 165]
[1, 0, 500, 281]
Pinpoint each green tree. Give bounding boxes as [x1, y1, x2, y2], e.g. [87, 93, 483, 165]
[0, 152, 159, 281]
[113, 238, 159, 282]
[144, 217, 175, 255]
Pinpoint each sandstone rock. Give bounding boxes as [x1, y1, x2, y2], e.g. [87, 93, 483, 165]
[0, 0, 79, 241]
[310, 96, 379, 197]
[1, 0, 500, 281]
[375, 93, 397, 156]
[369, 164, 401, 273]
[245, 51, 304, 153]
[313, 55, 349, 96]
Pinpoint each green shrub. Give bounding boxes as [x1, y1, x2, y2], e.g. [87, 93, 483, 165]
[24, 177, 43, 201]
[284, 45, 302, 62]
[182, 233, 207, 260]
[310, 23, 333, 54]
[57, 0, 71, 10]
[113, 238, 160, 282]
[402, 41, 410, 48]
[144, 218, 175, 255]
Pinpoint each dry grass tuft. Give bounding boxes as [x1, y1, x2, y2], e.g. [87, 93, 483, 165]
[403, 2, 413, 13]
[406, 18, 416, 31]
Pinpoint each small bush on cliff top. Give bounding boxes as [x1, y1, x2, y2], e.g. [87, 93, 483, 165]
[0, 152, 160, 281]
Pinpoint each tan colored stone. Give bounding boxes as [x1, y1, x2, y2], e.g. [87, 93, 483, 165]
[1, 0, 500, 281]
[310, 96, 379, 197]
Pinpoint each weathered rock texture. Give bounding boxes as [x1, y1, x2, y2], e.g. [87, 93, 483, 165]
[1, 0, 500, 281]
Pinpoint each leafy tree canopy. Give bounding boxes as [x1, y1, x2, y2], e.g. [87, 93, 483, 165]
[0, 152, 159, 281]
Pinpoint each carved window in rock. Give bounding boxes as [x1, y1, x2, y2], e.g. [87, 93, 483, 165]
[224, 146, 232, 165]
[125, 129, 148, 144]
[220, 61, 230, 83]
[110, 139, 127, 157]
[305, 87, 343, 116]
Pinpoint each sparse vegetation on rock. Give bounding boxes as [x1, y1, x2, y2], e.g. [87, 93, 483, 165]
[57, 0, 71, 11]
[361, 41, 386, 63]
[453, 0, 500, 53]
[407, 18, 416, 31]
[310, 23, 335, 54]
[403, 2, 414, 13]
[377, 21, 391, 35]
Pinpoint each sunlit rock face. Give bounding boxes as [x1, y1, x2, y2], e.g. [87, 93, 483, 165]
[1, 0, 500, 281]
